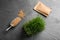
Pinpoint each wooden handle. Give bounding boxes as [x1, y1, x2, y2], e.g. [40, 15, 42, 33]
[10, 17, 21, 27]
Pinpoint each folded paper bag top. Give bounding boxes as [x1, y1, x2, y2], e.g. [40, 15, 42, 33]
[18, 10, 25, 18]
[34, 1, 52, 17]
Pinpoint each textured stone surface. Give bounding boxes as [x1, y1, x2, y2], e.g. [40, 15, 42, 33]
[0, 0, 60, 40]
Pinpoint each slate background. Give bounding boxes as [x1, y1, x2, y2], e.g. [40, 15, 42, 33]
[0, 0, 60, 40]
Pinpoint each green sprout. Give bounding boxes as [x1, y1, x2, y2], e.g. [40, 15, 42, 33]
[23, 16, 45, 36]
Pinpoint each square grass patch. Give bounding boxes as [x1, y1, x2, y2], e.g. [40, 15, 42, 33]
[23, 16, 45, 36]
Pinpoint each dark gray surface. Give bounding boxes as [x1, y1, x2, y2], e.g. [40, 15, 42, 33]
[0, 0, 60, 40]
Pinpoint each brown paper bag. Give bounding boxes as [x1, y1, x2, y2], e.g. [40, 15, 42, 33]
[34, 1, 52, 17]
